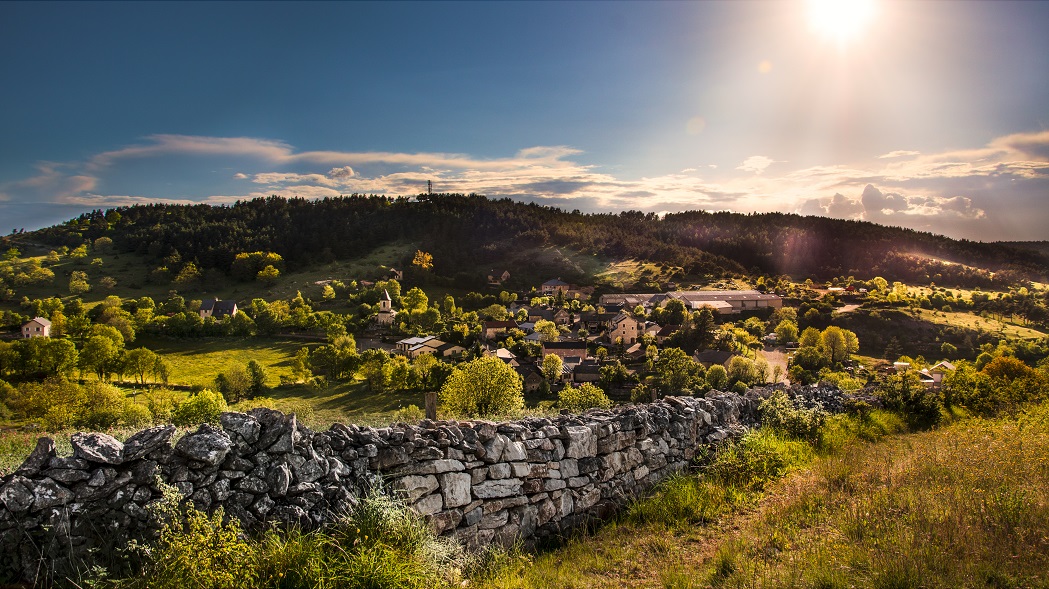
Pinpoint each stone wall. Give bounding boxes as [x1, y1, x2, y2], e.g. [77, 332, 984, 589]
[0, 387, 821, 584]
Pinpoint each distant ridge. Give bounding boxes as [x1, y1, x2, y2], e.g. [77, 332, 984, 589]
[23, 194, 1049, 287]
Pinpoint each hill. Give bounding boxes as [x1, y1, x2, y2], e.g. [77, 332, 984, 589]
[8, 194, 1049, 293]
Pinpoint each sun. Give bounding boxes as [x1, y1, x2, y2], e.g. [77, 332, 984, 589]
[807, 0, 876, 46]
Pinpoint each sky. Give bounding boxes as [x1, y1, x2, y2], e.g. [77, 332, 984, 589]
[1, 0, 1048, 241]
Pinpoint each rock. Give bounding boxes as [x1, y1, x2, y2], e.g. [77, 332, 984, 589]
[0, 475, 35, 513]
[15, 437, 55, 476]
[268, 463, 291, 497]
[563, 426, 596, 459]
[413, 493, 444, 516]
[473, 478, 521, 499]
[220, 412, 261, 445]
[439, 472, 472, 508]
[123, 425, 175, 461]
[71, 432, 124, 465]
[429, 509, 463, 534]
[32, 478, 74, 510]
[294, 459, 327, 484]
[175, 424, 233, 466]
[390, 475, 439, 503]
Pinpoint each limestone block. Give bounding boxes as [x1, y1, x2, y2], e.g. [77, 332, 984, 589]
[440, 472, 472, 508]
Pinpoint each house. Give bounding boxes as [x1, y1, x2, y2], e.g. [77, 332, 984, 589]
[21, 317, 51, 338]
[572, 360, 602, 384]
[624, 342, 646, 361]
[481, 320, 518, 341]
[921, 360, 956, 390]
[566, 286, 595, 300]
[485, 347, 520, 367]
[579, 312, 618, 332]
[515, 364, 545, 393]
[388, 268, 404, 281]
[395, 335, 446, 358]
[655, 324, 679, 344]
[375, 290, 397, 326]
[609, 312, 644, 345]
[199, 299, 238, 320]
[694, 349, 733, 368]
[599, 290, 782, 315]
[541, 278, 571, 295]
[527, 307, 572, 327]
[436, 342, 466, 358]
[488, 269, 511, 285]
[542, 341, 587, 360]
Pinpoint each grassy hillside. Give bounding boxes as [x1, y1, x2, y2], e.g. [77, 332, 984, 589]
[481, 404, 1049, 588]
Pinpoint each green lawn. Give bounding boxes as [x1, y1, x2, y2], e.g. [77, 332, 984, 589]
[137, 336, 307, 388]
[913, 308, 1047, 340]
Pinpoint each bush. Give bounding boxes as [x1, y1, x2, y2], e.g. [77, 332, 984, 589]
[393, 404, 425, 423]
[122, 401, 154, 428]
[758, 390, 827, 445]
[78, 381, 127, 430]
[630, 383, 653, 404]
[705, 429, 814, 491]
[171, 389, 227, 426]
[144, 388, 181, 423]
[558, 383, 612, 413]
[879, 371, 943, 429]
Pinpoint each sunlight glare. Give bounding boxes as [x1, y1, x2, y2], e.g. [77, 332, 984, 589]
[807, 0, 876, 45]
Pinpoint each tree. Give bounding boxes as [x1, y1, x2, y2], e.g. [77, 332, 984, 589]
[533, 319, 559, 342]
[774, 320, 798, 344]
[401, 287, 429, 314]
[215, 366, 252, 403]
[174, 262, 203, 286]
[706, 364, 729, 390]
[246, 360, 268, 397]
[558, 383, 612, 413]
[655, 347, 701, 393]
[541, 354, 563, 382]
[439, 356, 523, 417]
[69, 271, 91, 295]
[257, 264, 280, 285]
[412, 250, 434, 271]
[599, 360, 630, 390]
[124, 348, 158, 385]
[79, 336, 117, 380]
[321, 284, 336, 300]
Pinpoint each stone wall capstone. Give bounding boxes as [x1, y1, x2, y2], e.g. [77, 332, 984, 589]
[0, 385, 853, 584]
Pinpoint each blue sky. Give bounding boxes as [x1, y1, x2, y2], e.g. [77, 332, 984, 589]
[2, 1, 1048, 241]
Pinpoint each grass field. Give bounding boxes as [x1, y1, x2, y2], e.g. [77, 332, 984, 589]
[913, 308, 1047, 340]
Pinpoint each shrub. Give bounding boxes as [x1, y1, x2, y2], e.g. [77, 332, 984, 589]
[706, 429, 814, 491]
[630, 383, 653, 404]
[78, 381, 127, 430]
[558, 383, 612, 413]
[758, 390, 827, 445]
[171, 389, 227, 426]
[878, 371, 943, 429]
[144, 388, 181, 423]
[122, 401, 154, 428]
[393, 404, 425, 423]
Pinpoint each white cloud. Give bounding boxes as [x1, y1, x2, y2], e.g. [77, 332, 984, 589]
[736, 155, 776, 174]
[877, 150, 921, 159]
[233, 172, 249, 180]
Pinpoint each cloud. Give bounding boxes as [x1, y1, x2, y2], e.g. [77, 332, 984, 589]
[737, 155, 776, 174]
[878, 150, 921, 159]
[328, 166, 356, 180]
[3, 129, 1048, 240]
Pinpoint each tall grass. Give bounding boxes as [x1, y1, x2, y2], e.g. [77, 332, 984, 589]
[97, 487, 503, 589]
[698, 401, 1049, 588]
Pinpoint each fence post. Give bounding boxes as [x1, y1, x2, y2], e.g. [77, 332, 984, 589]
[425, 391, 438, 420]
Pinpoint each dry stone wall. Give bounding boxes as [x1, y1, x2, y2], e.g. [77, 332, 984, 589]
[0, 387, 840, 584]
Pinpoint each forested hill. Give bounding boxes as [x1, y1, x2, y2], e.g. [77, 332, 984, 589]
[28, 194, 1049, 287]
